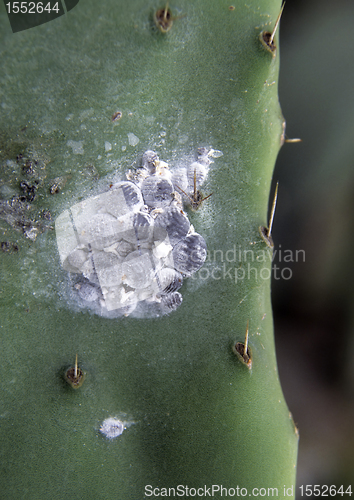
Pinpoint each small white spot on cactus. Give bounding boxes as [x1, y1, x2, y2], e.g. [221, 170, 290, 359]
[178, 134, 188, 144]
[100, 418, 125, 439]
[105, 141, 112, 152]
[67, 140, 84, 155]
[79, 108, 94, 121]
[153, 240, 173, 259]
[208, 149, 223, 158]
[111, 110, 122, 122]
[24, 227, 38, 241]
[127, 133, 139, 146]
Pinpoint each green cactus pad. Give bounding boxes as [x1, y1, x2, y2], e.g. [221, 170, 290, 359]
[0, 0, 298, 498]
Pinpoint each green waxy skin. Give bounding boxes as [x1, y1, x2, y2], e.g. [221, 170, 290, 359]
[0, 0, 298, 498]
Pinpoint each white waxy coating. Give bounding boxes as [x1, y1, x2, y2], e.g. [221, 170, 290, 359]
[155, 267, 183, 293]
[80, 257, 98, 284]
[142, 150, 158, 173]
[187, 162, 208, 190]
[115, 239, 135, 259]
[100, 418, 125, 439]
[122, 250, 154, 289]
[172, 233, 207, 276]
[104, 182, 143, 218]
[171, 168, 188, 193]
[161, 291, 183, 311]
[78, 213, 120, 250]
[77, 282, 100, 302]
[154, 206, 190, 247]
[66, 248, 89, 272]
[55, 148, 221, 317]
[141, 175, 174, 209]
[93, 252, 123, 288]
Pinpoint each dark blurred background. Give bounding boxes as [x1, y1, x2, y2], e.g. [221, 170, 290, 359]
[272, 0, 354, 491]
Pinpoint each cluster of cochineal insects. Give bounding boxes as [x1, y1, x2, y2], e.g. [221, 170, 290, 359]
[55, 147, 221, 317]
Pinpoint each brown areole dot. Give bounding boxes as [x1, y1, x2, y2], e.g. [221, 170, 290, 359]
[259, 3, 285, 57]
[233, 320, 252, 370]
[154, 3, 185, 33]
[111, 110, 122, 122]
[259, 182, 278, 249]
[64, 354, 85, 389]
[154, 4, 173, 33]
